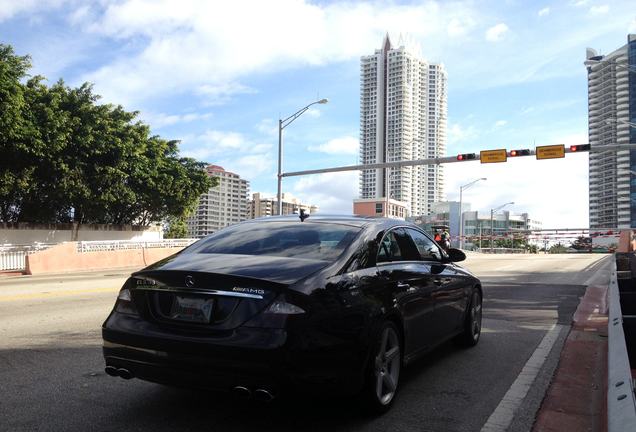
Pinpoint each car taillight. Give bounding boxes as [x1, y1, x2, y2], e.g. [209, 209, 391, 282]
[265, 300, 305, 315]
[115, 288, 138, 315]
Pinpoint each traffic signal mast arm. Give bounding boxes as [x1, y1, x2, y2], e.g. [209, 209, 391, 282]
[281, 142, 630, 178]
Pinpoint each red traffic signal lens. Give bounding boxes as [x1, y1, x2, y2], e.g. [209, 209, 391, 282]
[570, 144, 590, 152]
[510, 150, 517, 157]
[457, 154, 464, 161]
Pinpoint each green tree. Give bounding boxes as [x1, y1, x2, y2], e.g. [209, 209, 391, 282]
[570, 236, 592, 251]
[164, 216, 189, 239]
[549, 243, 568, 254]
[0, 44, 33, 221]
[0, 43, 212, 226]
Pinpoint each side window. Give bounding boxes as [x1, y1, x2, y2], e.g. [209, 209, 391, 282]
[406, 228, 442, 261]
[376, 230, 403, 263]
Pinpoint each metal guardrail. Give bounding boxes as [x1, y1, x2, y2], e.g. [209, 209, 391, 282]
[76, 238, 197, 253]
[608, 258, 636, 432]
[0, 243, 56, 271]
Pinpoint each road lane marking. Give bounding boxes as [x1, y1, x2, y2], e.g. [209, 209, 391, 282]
[0, 287, 120, 302]
[481, 323, 565, 432]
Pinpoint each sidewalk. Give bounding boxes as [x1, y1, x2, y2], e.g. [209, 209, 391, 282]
[532, 275, 610, 431]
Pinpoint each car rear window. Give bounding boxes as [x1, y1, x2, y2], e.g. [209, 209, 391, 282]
[186, 222, 362, 262]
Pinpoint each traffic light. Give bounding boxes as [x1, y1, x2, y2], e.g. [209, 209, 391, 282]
[509, 149, 531, 157]
[569, 144, 591, 152]
[457, 153, 476, 161]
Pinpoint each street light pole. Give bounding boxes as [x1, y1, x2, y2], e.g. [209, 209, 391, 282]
[490, 201, 514, 253]
[277, 98, 328, 215]
[459, 178, 486, 249]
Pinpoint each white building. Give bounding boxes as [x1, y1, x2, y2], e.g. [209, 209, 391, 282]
[584, 34, 636, 229]
[249, 192, 318, 219]
[186, 165, 249, 238]
[359, 34, 447, 217]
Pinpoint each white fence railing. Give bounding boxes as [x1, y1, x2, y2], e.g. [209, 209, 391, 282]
[0, 243, 56, 271]
[1, 250, 26, 271]
[77, 238, 197, 253]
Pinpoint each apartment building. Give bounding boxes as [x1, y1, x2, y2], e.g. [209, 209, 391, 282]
[248, 192, 318, 218]
[186, 165, 249, 237]
[359, 34, 447, 217]
[585, 34, 636, 229]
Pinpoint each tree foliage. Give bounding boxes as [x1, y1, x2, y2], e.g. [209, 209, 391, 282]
[0, 44, 213, 225]
[570, 236, 592, 251]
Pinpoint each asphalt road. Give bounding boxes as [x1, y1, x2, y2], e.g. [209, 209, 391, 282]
[0, 254, 612, 432]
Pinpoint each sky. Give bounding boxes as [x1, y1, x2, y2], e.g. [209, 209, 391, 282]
[1, 0, 635, 228]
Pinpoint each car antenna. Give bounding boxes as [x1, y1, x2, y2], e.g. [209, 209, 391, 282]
[299, 209, 309, 222]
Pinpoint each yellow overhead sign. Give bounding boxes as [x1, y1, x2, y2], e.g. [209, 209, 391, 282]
[536, 144, 565, 160]
[480, 149, 507, 164]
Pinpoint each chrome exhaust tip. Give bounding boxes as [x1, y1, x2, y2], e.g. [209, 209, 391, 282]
[232, 386, 252, 399]
[117, 368, 134, 380]
[104, 366, 119, 377]
[253, 388, 275, 402]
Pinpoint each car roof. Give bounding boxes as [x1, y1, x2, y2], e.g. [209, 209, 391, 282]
[240, 214, 409, 229]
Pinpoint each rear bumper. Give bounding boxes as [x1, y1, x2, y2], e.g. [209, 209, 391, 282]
[102, 312, 366, 395]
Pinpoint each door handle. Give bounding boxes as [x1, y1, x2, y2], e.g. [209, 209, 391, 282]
[434, 278, 451, 285]
[397, 282, 414, 292]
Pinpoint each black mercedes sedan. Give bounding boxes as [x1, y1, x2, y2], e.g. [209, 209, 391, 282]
[102, 215, 482, 413]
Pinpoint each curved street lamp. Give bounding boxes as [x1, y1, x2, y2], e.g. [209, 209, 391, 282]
[459, 178, 487, 249]
[277, 98, 328, 215]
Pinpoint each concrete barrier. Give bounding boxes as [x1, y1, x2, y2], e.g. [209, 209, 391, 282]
[25, 242, 183, 275]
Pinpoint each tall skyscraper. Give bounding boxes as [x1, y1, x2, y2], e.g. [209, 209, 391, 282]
[585, 34, 636, 229]
[359, 34, 447, 217]
[186, 165, 249, 237]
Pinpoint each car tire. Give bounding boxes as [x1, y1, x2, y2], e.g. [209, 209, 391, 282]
[362, 321, 402, 414]
[457, 288, 482, 347]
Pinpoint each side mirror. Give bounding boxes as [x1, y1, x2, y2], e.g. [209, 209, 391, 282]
[446, 248, 466, 263]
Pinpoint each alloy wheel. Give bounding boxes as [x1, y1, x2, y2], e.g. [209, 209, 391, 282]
[470, 291, 482, 340]
[374, 326, 401, 405]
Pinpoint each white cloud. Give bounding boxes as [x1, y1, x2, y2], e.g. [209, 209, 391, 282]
[255, 118, 278, 138]
[219, 154, 273, 180]
[291, 172, 359, 214]
[141, 111, 213, 129]
[571, 0, 589, 6]
[448, 122, 478, 145]
[589, 5, 609, 15]
[0, 0, 66, 21]
[538, 7, 550, 17]
[74, 0, 484, 105]
[485, 23, 509, 42]
[180, 129, 273, 180]
[308, 136, 359, 155]
[445, 132, 589, 228]
[494, 120, 507, 128]
[447, 17, 475, 37]
[304, 108, 322, 118]
[195, 82, 257, 105]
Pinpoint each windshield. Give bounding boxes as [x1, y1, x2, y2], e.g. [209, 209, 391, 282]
[186, 222, 361, 262]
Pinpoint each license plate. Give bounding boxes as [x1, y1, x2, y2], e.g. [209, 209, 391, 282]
[170, 296, 214, 323]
